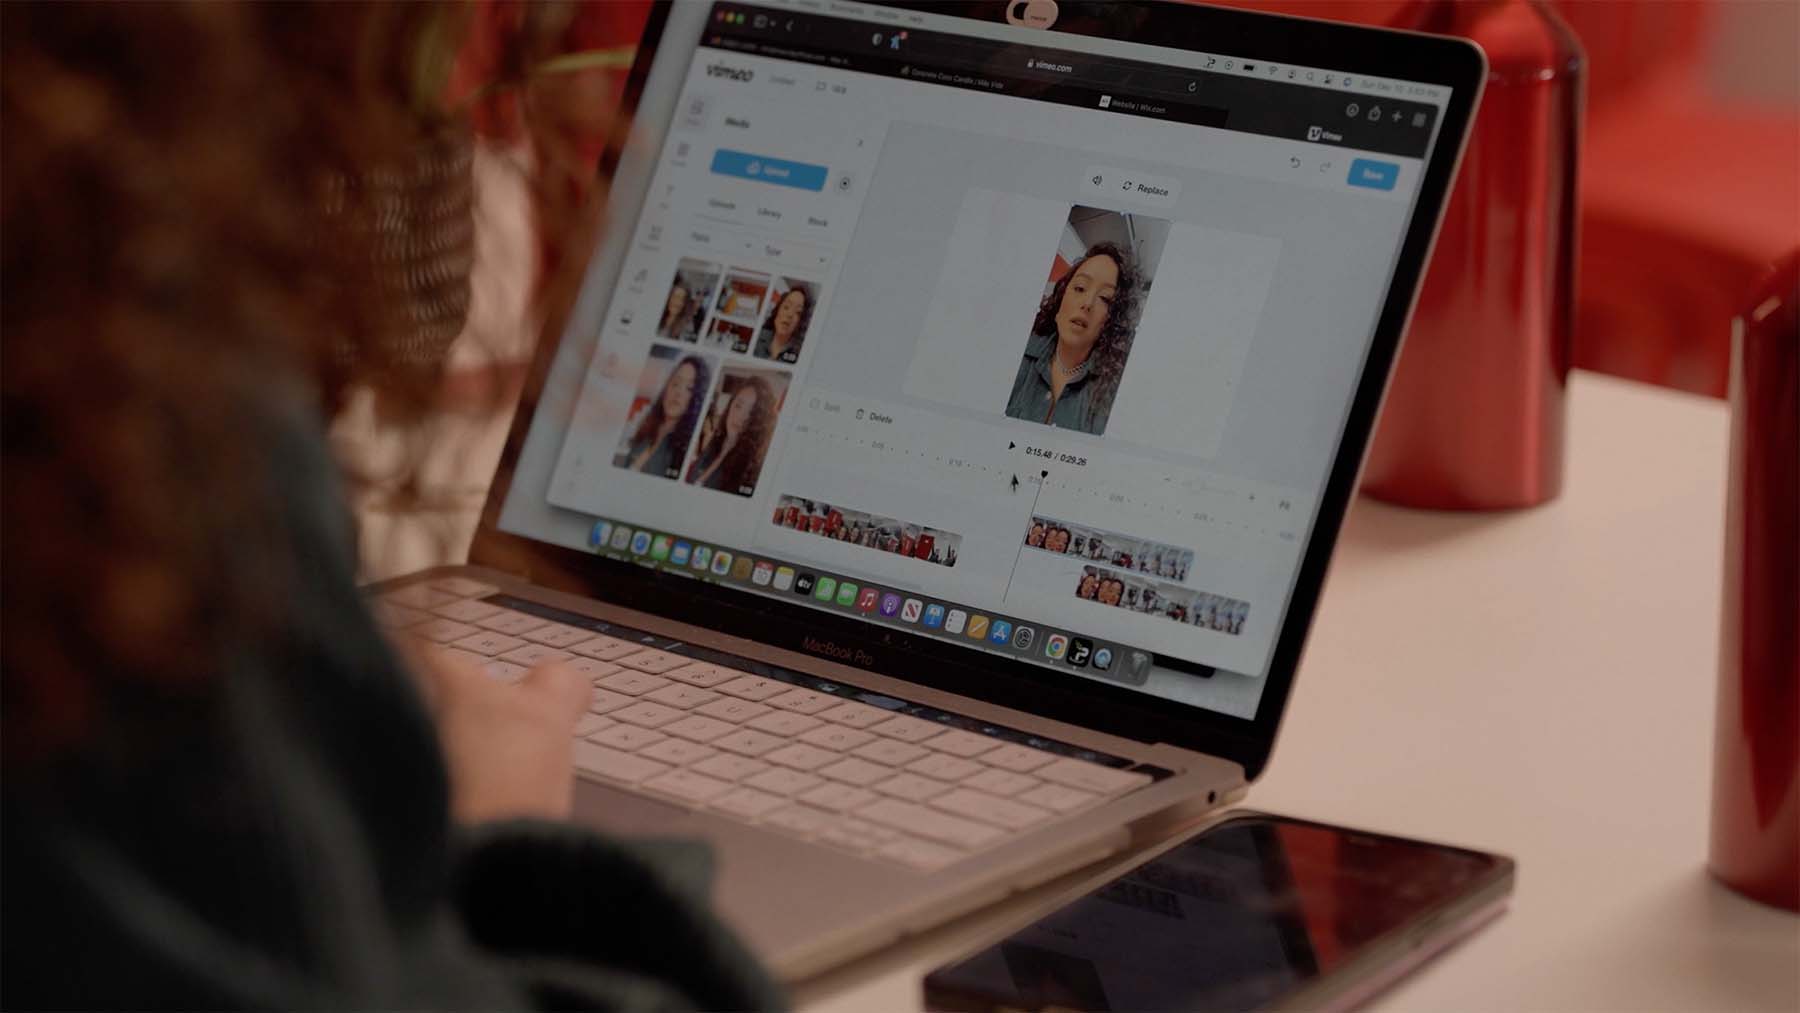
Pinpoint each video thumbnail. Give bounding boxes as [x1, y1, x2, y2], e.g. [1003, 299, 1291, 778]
[656, 258, 720, 342]
[1004, 205, 1170, 437]
[1075, 564, 1249, 634]
[714, 268, 770, 325]
[612, 344, 714, 480]
[684, 365, 791, 496]
[753, 277, 818, 363]
[772, 494, 962, 567]
[1022, 514, 1192, 581]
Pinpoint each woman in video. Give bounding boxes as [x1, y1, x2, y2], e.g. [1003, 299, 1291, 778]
[686, 376, 777, 494]
[1045, 527, 1071, 553]
[1077, 573, 1100, 600]
[1005, 240, 1141, 435]
[1026, 521, 1046, 548]
[1098, 578, 1124, 606]
[753, 285, 812, 362]
[619, 355, 709, 476]
[658, 279, 693, 340]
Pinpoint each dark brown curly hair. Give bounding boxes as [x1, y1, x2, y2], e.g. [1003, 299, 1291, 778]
[0, 3, 599, 764]
[1030, 239, 1141, 420]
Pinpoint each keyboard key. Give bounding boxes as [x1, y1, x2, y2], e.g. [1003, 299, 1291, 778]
[717, 676, 790, 702]
[451, 631, 527, 656]
[596, 671, 671, 696]
[819, 818, 898, 854]
[573, 742, 668, 785]
[854, 738, 929, 766]
[476, 611, 548, 636]
[661, 715, 737, 743]
[482, 660, 528, 683]
[962, 769, 1041, 797]
[432, 599, 503, 623]
[691, 753, 768, 782]
[663, 662, 741, 688]
[868, 715, 944, 743]
[439, 647, 488, 668]
[921, 729, 1000, 759]
[797, 782, 878, 813]
[571, 635, 643, 661]
[695, 697, 772, 724]
[981, 744, 1060, 774]
[710, 787, 789, 821]
[741, 767, 823, 797]
[817, 757, 892, 787]
[587, 688, 636, 715]
[573, 714, 615, 737]
[498, 644, 571, 666]
[799, 725, 875, 752]
[763, 805, 837, 838]
[589, 724, 665, 752]
[713, 729, 784, 757]
[766, 689, 836, 714]
[644, 684, 720, 710]
[643, 769, 732, 805]
[877, 836, 965, 871]
[1037, 759, 1151, 795]
[1017, 783, 1098, 814]
[873, 773, 953, 802]
[411, 619, 479, 644]
[931, 788, 1052, 831]
[638, 738, 715, 766]
[856, 799, 1003, 849]
[746, 711, 823, 736]
[384, 585, 459, 610]
[566, 657, 621, 679]
[817, 701, 894, 729]
[907, 753, 984, 782]
[765, 743, 839, 772]
[430, 577, 499, 598]
[612, 701, 685, 729]
[615, 649, 692, 674]
[522, 623, 596, 648]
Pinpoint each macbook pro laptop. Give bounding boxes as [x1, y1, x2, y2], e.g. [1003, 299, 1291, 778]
[373, 0, 1483, 982]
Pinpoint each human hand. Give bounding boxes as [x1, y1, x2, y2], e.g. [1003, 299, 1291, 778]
[408, 645, 593, 824]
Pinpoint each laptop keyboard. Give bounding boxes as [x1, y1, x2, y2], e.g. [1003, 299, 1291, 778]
[379, 578, 1155, 871]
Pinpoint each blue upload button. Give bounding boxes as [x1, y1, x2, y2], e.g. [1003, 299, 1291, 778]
[710, 149, 829, 191]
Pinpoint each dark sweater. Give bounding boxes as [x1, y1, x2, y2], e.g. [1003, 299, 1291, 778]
[0, 397, 784, 1011]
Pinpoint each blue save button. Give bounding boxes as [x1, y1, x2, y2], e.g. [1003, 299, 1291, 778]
[710, 149, 829, 191]
[1347, 158, 1399, 191]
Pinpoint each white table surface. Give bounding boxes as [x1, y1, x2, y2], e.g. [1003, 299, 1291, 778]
[793, 371, 1800, 1012]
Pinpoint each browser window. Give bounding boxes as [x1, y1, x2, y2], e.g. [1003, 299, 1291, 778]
[500, 0, 1451, 721]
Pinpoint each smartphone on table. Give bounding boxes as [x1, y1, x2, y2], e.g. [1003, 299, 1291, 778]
[923, 811, 1513, 1012]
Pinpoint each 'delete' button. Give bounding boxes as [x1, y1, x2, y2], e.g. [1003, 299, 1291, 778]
[1346, 158, 1399, 191]
[711, 149, 829, 191]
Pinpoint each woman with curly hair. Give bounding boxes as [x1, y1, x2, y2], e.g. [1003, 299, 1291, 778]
[1, 4, 778, 1009]
[685, 375, 777, 494]
[752, 283, 813, 362]
[1004, 239, 1141, 436]
[616, 354, 709, 477]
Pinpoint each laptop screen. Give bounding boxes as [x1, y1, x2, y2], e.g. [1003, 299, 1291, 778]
[498, 0, 1454, 723]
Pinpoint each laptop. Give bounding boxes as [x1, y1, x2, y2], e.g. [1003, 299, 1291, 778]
[373, 0, 1483, 982]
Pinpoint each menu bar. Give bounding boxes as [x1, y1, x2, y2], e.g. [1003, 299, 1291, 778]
[707, 2, 1439, 158]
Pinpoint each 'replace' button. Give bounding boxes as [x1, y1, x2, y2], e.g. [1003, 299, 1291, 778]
[1346, 158, 1399, 191]
[710, 149, 829, 191]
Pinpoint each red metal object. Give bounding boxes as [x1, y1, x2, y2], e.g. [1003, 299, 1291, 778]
[1360, 0, 1583, 510]
[1709, 252, 1799, 911]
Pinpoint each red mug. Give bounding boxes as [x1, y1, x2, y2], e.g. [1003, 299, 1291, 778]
[1708, 252, 1799, 911]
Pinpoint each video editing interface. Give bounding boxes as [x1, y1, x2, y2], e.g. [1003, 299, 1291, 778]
[500, 0, 1449, 721]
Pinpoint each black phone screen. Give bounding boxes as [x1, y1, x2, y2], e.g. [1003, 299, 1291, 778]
[924, 814, 1506, 1012]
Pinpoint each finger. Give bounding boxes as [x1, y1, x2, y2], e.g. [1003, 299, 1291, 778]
[519, 661, 593, 720]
